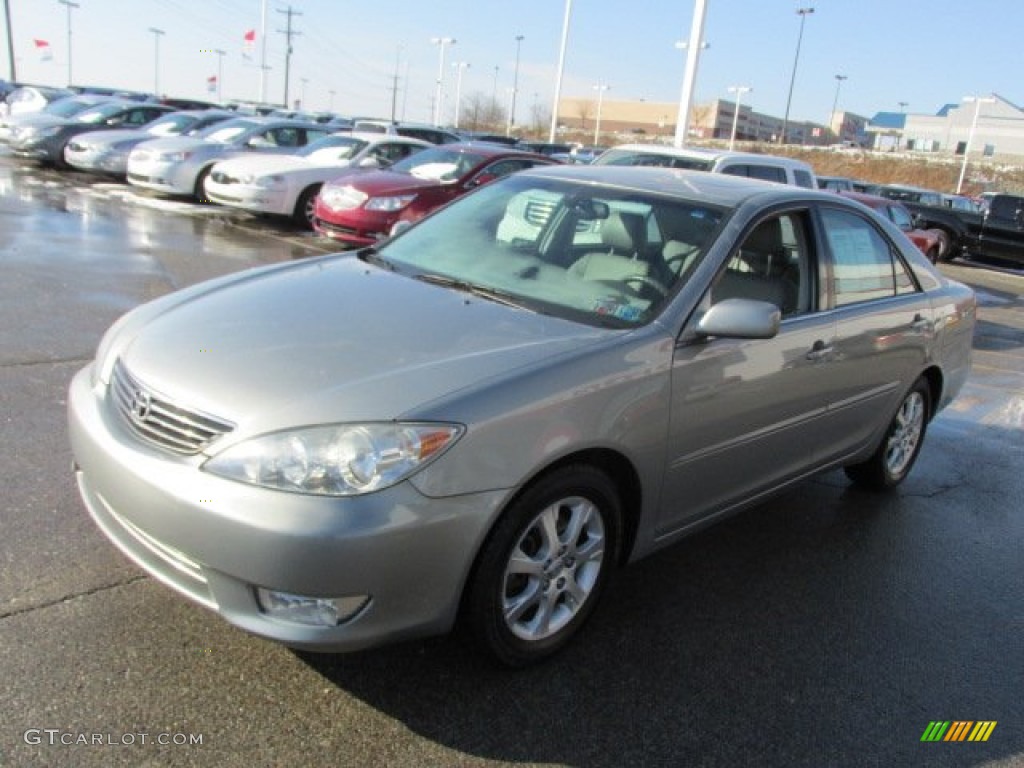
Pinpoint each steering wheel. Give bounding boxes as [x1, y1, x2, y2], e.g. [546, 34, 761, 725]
[623, 274, 669, 299]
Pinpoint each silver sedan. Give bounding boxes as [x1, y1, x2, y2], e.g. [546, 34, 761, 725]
[68, 166, 976, 665]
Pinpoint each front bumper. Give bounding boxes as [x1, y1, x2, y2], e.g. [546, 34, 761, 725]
[126, 159, 193, 195]
[204, 181, 289, 215]
[67, 364, 506, 652]
[65, 146, 129, 175]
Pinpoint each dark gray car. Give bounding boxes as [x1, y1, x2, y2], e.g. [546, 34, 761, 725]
[68, 167, 976, 665]
[8, 100, 175, 167]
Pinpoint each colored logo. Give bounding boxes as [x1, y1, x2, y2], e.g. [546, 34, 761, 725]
[921, 721, 997, 742]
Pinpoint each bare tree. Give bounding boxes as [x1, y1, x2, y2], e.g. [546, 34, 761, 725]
[576, 100, 593, 130]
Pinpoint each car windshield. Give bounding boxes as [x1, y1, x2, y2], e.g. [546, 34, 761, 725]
[374, 174, 725, 328]
[297, 135, 367, 161]
[144, 113, 198, 136]
[44, 97, 99, 118]
[388, 147, 488, 181]
[74, 102, 130, 124]
[197, 118, 259, 143]
[593, 148, 714, 171]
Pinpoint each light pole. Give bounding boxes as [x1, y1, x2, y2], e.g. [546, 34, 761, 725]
[672, 0, 710, 148]
[956, 95, 996, 194]
[451, 61, 469, 128]
[328, 89, 335, 111]
[148, 27, 165, 96]
[592, 83, 609, 145]
[430, 36, 455, 127]
[57, 0, 78, 87]
[548, 0, 573, 142]
[509, 34, 524, 134]
[780, 7, 814, 145]
[830, 74, 847, 140]
[727, 85, 751, 150]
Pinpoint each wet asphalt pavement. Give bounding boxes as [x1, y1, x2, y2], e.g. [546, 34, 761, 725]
[0, 154, 1022, 768]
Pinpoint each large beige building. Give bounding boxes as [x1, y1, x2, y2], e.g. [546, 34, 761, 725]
[556, 96, 868, 146]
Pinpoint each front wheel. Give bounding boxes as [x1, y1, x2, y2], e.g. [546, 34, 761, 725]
[465, 464, 620, 666]
[844, 378, 931, 491]
[293, 184, 322, 228]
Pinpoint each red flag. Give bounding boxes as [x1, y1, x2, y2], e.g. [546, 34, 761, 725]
[242, 29, 255, 59]
[33, 39, 53, 62]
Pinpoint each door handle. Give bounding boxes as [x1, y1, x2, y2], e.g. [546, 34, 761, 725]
[806, 339, 833, 361]
[911, 313, 930, 331]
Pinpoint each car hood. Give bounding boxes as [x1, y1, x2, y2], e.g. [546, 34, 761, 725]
[213, 153, 349, 176]
[70, 128, 147, 146]
[117, 255, 607, 441]
[337, 169, 446, 196]
[135, 136, 219, 153]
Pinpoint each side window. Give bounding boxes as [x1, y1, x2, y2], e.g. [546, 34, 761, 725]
[266, 128, 299, 147]
[887, 205, 913, 231]
[711, 212, 812, 317]
[821, 208, 917, 307]
[480, 159, 531, 180]
[747, 165, 787, 184]
[792, 169, 814, 188]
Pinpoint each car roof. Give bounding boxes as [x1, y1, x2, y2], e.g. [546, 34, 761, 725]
[517, 164, 834, 207]
[602, 143, 808, 164]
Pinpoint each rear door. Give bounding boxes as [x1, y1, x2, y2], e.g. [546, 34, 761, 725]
[814, 205, 935, 463]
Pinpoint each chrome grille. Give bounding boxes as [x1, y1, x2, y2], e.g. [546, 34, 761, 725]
[110, 359, 234, 454]
[524, 199, 555, 227]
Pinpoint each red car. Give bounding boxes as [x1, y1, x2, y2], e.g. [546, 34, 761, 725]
[840, 191, 944, 263]
[313, 143, 557, 246]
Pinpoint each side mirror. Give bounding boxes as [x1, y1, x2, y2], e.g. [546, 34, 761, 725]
[695, 298, 781, 339]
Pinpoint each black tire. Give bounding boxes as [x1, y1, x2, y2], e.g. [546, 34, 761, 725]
[932, 230, 952, 261]
[925, 246, 939, 265]
[292, 184, 322, 228]
[193, 166, 214, 202]
[844, 377, 931, 491]
[465, 464, 620, 666]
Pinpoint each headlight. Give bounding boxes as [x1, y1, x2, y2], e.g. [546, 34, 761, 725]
[203, 423, 463, 496]
[244, 174, 286, 188]
[319, 185, 367, 211]
[365, 194, 417, 212]
[27, 125, 63, 138]
[157, 150, 193, 162]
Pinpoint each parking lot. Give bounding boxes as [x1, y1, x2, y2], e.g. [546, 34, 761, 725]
[1, 152, 1022, 768]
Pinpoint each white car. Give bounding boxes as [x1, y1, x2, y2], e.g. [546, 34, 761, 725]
[203, 132, 431, 227]
[126, 117, 328, 199]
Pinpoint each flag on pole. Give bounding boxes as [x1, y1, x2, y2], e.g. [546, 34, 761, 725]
[242, 29, 256, 59]
[34, 39, 53, 62]
[206, 75, 218, 94]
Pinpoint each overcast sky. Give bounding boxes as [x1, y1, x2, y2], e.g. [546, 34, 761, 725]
[3, 0, 1015, 126]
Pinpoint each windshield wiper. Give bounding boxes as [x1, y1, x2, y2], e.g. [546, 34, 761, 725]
[414, 273, 535, 311]
[357, 247, 396, 271]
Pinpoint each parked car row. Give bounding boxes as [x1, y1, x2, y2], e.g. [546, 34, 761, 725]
[4, 96, 1014, 267]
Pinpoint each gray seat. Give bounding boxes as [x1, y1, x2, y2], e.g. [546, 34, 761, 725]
[569, 212, 650, 283]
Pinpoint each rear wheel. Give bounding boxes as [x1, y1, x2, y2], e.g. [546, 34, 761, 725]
[466, 464, 620, 666]
[293, 184, 322, 228]
[844, 377, 931, 490]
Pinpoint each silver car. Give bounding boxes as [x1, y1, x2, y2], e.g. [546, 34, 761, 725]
[126, 117, 328, 199]
[68, 166, 976, 665]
